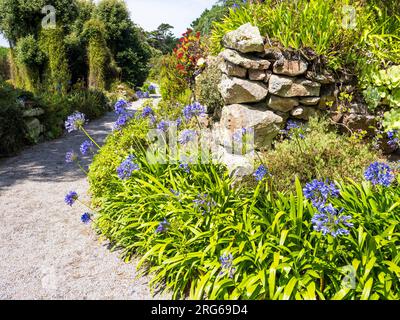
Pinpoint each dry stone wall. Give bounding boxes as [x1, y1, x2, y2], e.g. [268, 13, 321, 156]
[214, 23, 344, 151]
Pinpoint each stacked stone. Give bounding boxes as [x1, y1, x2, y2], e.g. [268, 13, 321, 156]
[21, 102, 45, 143]
[217, 23, 336, 151]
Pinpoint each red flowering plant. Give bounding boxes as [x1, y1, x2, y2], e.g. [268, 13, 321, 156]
[173, 29, 207, 92]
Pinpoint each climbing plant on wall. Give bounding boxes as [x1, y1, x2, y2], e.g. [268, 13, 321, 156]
[40, 27, 70, 94]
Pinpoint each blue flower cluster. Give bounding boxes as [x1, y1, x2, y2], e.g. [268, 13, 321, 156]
[183, 102, 206, 121]
[219, 253, 236, 278]
[281, 119, 305, 139]
[81, 213, 91, 224]
[156, 219, 170, 233]
[65, 150, 78, 163]
[65, 112, 86, 133]
[116, 155, 140, 180]
[148, 84, 156, 92]
[311, 204, 354, 237]
[178, 130, 197, 145]
[364, 162, 394, 187]
[114, 100, 128, 115]
[193, 193, 217, 214]
[80, 140, 94, 156]
[303, 179, 340, 209]
[142, 106, 154, 118]
[157, 120, 172, 133]
[304, 179, 353, 237]
[113, 99, 135, 131]
[254, 165, 269, 182]
[179, 163, 191, 173]
[387, 130, 399, 149]
[65, 191, 78, 206]
[136, 90, 150, 99]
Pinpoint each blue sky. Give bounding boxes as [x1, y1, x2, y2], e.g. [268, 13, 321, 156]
[0, 0, 217, 47]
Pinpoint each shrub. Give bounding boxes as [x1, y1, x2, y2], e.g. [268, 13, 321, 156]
[67, 89, 110, 120]
[0, 82, 26, 156]
[195, 57, 224, 116]
[0, 47, 10, 81]
[159, 54, 191, 103]
[262, 117, 382, 192]
[88, 117, 150, 202]
[39, 92, 73, 139]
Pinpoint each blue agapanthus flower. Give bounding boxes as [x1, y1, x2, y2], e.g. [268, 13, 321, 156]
[80, 140, 94, 156]
[148, 84, 156, 92]
[65, 112, 86, 133]
[311, 204, 353, 237]
[65, 151, 78, 163]
[157, 120, 171, 132]
[179, 163, 191, 173]
[387, 130, 399, 148]
[178, 130, 197, 145]
[117, 155, 139, 180]
[176, 117, 183, 128]
[281, 119, 305, 139]
[114, 99, 128, 115]
[65, 191, 78, 206]
[193, 193, 217, 214]
[303, 179, 340, 209]
[142, 106, 154, 118]
[364, 162, 394, 187]
[156, 219, 170, 233]
[114, 113, 132, 131]
[254, 165, 269, 181]
[81, 213, 91, 224]
[219, 253, 236, 278]
[183, 102, 206, 121]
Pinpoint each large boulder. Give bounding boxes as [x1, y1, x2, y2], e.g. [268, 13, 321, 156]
[273, 59, 308, 76]
[267, 95, 299, 112]
[219, 74, 269, 104]
[269, 75, 321, 97]
[220, 49, 271, 70]
[220, 104, 284, 149]
[222, 23, 264, 53]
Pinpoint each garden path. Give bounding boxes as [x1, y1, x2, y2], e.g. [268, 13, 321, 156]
[0, 96, 165, 299]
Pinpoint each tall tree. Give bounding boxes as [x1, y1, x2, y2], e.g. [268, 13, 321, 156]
[147, 23, 177, 54]
[94, 0, 151, 86]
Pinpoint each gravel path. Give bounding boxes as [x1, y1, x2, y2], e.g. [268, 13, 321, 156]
[0, 98, 165, 300]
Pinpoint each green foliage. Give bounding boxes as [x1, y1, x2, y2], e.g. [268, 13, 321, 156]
[147, 23, 177, 54]
[88, 118, 150, 202]
[67, 89, 110, 120]
[15, 35, 45, 68]
[90, 121, 400, 299]
[362, 65, 400, 111]
[210, 0, 400, 73]
[0, 82, 26, 156]
[159, 54, 191, 103]
[263, 118, 382, 192]
[0, 0, 79, 45]
[195, 57, 224, 115]
[191, 0, 245, 36]
[0, 47, 10, 81]
[39, 92, 72, 139]
[39, 27, 71, 94]
[83, 19, 110, 90]
[95, 0, 151, 86]
[383, 109, 400, 132]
